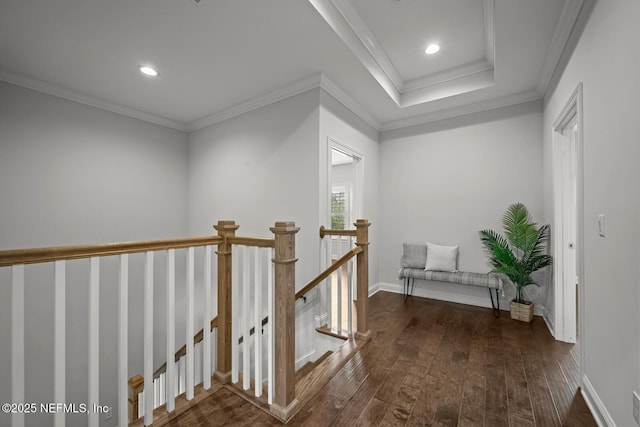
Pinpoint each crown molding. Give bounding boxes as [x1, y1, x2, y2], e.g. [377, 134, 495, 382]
[187, 72, 381, 133]
[402, 59, 493, 93]
[400, 69, 495, 110]
[380, 89, 542, 132]
[307, 0, 400, 105]
[0, 67, 380, 134]
[318, 74, 381, 131]
[484, 0, 495, 66]
[0, 69, 188, 132]
[330, 0, 403, 91]
[1, 67, 545, 137]
[309, 0, 496, 108]
[187, 74, 324, 132]
[536, 0, 584, 96]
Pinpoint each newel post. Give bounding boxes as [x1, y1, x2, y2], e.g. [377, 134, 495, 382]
[354, 219, 372, 341]
[213, 220, 239, 384]
[270, 221, 300, 420]
[128, 374, 143, 423]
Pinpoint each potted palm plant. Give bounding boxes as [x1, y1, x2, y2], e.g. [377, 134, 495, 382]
[479, 203, 552, 322]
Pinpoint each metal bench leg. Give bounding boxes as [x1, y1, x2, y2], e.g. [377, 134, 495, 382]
[489, 288, 500, 318]
[403, 277, 414, 301]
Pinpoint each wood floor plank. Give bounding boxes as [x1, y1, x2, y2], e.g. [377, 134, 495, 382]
[152, 292, 596, 427]
[502, 319, 536, 425]
[484, 315, 510, 427]
[518, 325, 562, 427]
[356, 397, 389, 426]
[459, 313, 488, 427]
[332, 374, 385, 427]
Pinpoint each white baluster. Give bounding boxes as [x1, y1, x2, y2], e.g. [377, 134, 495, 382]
[242, 246, 250, 391]
[203, 245, 212, 390]
[11, 264, 25, 427]
[54, 261, 65, 427]
[166, 249, 176, 413]
[267, 247, 274, 405]
[154, 377, 160, 409]
[118, 254, 129, 427]
[347, 259, 353, 336]
[254, 247, 262, 397]
[211, 328, 217, 374]
[337, 262, 343, 335]
[186, 247, 195, 401]
[326, 238, 332, 330]
[178, 357, 186, 395]
[159, 374, 165, 406]
[195, 342, 202, 384]
[138, 390, 144, 419]
[143, 252, 154, 425]
[89, 257, 100, 427]
[231, 246, 239, 384]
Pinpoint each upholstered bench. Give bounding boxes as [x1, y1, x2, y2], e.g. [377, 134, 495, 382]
[398, 242, 503, 316]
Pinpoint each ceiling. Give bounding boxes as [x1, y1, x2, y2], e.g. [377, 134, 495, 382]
[0, 0, 588, 132]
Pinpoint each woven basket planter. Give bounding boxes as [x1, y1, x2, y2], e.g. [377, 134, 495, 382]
[509, 300, 534, 322]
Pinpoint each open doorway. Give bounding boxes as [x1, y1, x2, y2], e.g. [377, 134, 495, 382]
[552, 82, 584, 361]
[328, 141, 362, 232]
[318, 138, 363, 333]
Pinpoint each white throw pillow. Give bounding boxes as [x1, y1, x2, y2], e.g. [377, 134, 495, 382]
[425, 242, 458, 272]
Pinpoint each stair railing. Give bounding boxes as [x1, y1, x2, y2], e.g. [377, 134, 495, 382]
[315, 219, 372, 341]
[0, 219, 370, 427]
[0, 234, 223, 427]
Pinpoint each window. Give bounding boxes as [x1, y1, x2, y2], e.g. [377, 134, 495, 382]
[331, 190, 346, 230]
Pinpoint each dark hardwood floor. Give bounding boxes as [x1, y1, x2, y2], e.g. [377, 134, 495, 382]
[162, 291, 596, 426]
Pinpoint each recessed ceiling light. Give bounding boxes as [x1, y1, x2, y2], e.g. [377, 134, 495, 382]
[139, 65, 159, 77]
[425, 44, 440, 55]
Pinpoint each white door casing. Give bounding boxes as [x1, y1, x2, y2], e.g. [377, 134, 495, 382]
[551, 82, 584, 365]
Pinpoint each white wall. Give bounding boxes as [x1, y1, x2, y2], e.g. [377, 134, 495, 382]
[542, 0, 640, 424]
[189, 89, 329, 367]
[0, 81, 189, 427]
[319, 90, 379, 286]
[188, 89, 321, 287]
[378, 102, 544, 308]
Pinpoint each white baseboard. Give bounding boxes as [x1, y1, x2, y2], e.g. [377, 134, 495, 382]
[369, 282, 381, 297]
[314, 312, 328, 328]
[581, 375, 616, 427]
[543, 315, 556, 338]
[375, 281, 507, 311]
[295, 349, 316, 371]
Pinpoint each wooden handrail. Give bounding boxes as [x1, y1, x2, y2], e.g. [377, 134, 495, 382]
[152, 316, 219, 379]
[148, 236, 274, 380]
[319, 225, 357, 239]
[150, 313, 269, 381]
[295, 246, 363, 300]
[238, 315, 269, 345]
[0, 235, 225, 267]
[228, 236, 275, 248]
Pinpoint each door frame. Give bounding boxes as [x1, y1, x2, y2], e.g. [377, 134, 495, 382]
[552, 82, 584, 357]
[326, 137, 363, 228]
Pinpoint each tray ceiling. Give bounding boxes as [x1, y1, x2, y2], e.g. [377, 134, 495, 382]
[0, 0, 587, 131]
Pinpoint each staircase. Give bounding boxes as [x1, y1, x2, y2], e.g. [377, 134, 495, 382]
[0, 219, 371, 427]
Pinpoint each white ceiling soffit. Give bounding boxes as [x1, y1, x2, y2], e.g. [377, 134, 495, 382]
[309, 0, 496, 108]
